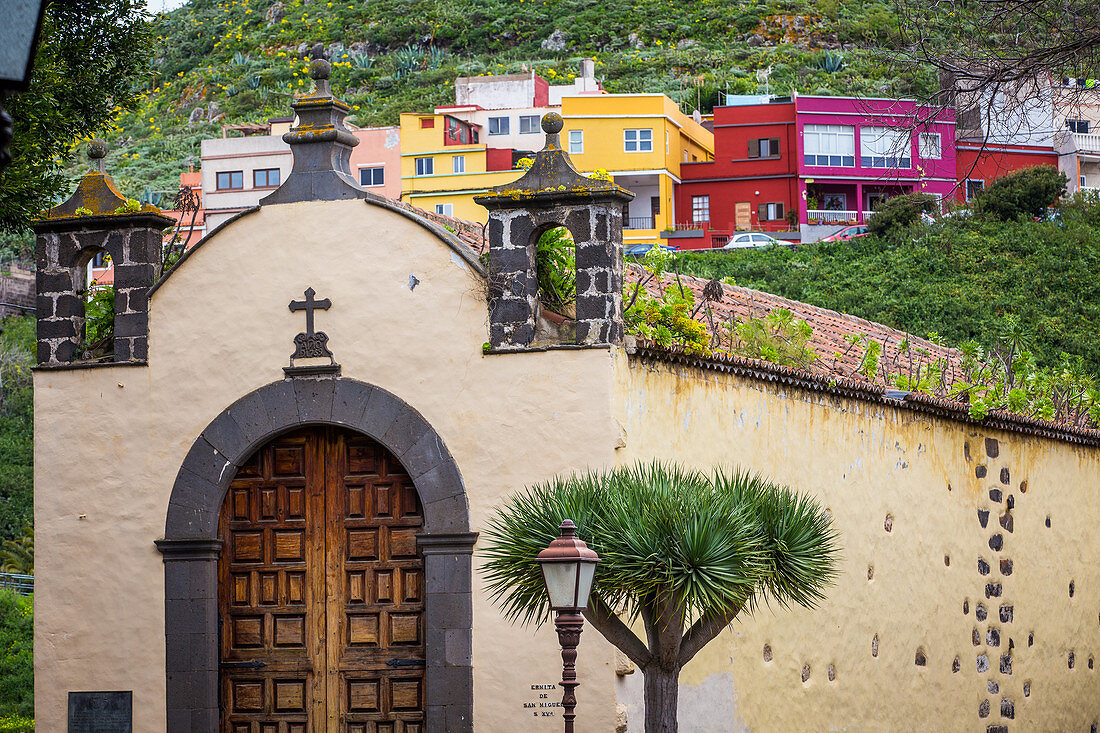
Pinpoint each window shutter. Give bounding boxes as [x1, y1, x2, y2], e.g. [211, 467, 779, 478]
[757, 204, 765, 220]
[770, 138, 780, 156]
[748, 139, 760, 158]
[776, 202, 784, 220]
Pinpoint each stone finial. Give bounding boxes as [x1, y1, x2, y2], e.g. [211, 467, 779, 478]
[87, 139, 108, 173]
[259, 58, 364, 205]
[474, 113, 634, 350]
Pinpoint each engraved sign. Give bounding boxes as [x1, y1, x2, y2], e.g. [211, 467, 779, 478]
[68, 691, 132, 733]
[522, 683, 561, 718]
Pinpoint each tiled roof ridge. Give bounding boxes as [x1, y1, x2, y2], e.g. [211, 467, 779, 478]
[630, 341, 1100, 447]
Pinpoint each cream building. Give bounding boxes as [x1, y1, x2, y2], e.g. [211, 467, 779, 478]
[31, 63, 1100, 732]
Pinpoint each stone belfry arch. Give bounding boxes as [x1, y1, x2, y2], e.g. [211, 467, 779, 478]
[474, 113, 634, 350]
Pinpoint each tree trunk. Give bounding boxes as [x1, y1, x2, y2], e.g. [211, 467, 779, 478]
[643, 665, 680, 733]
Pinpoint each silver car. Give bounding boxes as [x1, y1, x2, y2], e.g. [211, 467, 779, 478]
[722, 232, 783, 249]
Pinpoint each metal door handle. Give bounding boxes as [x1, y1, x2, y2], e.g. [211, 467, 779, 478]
[386, 658, 426, 668]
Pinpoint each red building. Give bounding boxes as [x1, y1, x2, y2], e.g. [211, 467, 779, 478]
[674, 98, 799, 248]
[954, 143, 1059, 202]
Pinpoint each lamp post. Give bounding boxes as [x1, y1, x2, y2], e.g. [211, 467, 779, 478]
[0, 0, 47, 171]
[536, 520, 600, 733]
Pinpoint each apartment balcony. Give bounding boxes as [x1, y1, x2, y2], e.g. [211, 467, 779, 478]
[625, 215, 656, 230]
[1072, 133, 1100, 154]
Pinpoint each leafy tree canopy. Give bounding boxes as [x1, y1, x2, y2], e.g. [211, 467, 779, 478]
[0, 0, 152, 235]
[975, 166, 1067, 222]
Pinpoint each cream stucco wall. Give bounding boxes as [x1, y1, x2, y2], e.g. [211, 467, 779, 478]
[613, 354, 1100, 731]
[34, 198, 625, 732]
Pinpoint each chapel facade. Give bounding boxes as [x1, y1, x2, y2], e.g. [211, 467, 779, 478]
[32, 62, 1100, 732]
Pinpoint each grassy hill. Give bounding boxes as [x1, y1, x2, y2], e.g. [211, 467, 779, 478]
[77, 0, 929, 198]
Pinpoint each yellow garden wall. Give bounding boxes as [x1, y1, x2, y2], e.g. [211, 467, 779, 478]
[613, 353, 1100, 731]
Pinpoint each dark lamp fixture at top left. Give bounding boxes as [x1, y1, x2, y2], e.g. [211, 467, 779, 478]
[0, 0, 47, 171]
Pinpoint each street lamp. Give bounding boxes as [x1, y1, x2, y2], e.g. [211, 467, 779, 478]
[0, 0, 47, 171]
[537, 520, 600, 733]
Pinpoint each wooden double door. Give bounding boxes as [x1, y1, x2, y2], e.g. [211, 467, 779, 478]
[218, 427, 425, 733]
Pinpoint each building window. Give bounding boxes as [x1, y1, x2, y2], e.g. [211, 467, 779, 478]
[253, 168, 280, 188]
[359, 166, 384, 187]
[1080, 175, 1087, 187]
[488, 116, 510, 135]
[803, 124, 855, 167]
[519, 115, 540, 134]
[452, 155, 465, 173]
[415, 157, 434, 176]
[1066, 119, 1090, 134]
[918, 133, 942, 160]
[965, 179, 984, 201]
[435, 203, 454, 216]
[749, 138, 780, 158]
[420, 117, 435, 129]
[216, 170, 244, 190]
[691, 195, 710, 224]
[568, 130, 583, 154]
[860, 126, 911, 168]
[759, 202, 785, 220]
[624, 128, 653, 153]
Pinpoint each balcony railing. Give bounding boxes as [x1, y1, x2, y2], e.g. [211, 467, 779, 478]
[1072, 132, 1100, 153]
[0, 573, 33, 595]
[625, 216, 656, 230]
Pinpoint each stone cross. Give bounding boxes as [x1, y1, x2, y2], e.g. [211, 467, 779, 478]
[288, 287, 334, 362]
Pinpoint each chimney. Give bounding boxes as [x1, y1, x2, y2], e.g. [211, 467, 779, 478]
[474, 113, 634, 350]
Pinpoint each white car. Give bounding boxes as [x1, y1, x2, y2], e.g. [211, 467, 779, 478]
[722, 232, 783, 249]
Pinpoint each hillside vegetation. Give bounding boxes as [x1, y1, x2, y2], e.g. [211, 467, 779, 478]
[674, 197, 1100, 374]
[73, 0, 927, 200]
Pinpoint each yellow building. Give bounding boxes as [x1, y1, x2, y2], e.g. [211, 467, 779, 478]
[400, 94, 714, 245]
[560, 94, 713, 246]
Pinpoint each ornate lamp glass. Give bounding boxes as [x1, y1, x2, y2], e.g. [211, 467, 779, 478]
[0, 0, 47, 170]
[537, 520, 600, 610]
[536, 520, 600, 733]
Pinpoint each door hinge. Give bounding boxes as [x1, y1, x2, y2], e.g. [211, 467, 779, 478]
[219, 660, 268, 669]
[386, 658, 426, 668]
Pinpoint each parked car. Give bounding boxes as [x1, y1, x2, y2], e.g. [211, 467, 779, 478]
[625, 242, 678, 257]
[819, 224, 870, 242]
[721, 232, 784, 249]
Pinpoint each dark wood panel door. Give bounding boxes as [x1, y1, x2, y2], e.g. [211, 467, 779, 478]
[219, 428, 425, 733]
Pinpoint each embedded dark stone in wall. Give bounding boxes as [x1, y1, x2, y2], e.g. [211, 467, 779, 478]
[1019, 480, 1028, 494]
[989, 488, 1002, 503]
[1000, 559, 1013, 576]
[999, 467, 1010, 485]
[999, 605, 1013, 623]
[944, 554, 951, 567]
[963, 599, 970, 615]
[952, 656, 961, 673]
[915, 648, 926, 666]
[1000, 699, 1014, 719]
[1045, 516, 1051, 528]
[973, 628, 981, 646]
[985, 438, 999, 457]
[976, 603, 988, 621]
[1069, 580, 1075, 598]
[1090, 656, 1094, 670]
[868, 565, 874, 581]
[989, 535, 1003, 552]
[978, 558, 991, 576]
[964, 442, 972, 462]
[979, 699, 990, 718]
[987, 680, 998, 694]
[1069, 651, 1075, 669]
[872, 634, 879, 658]
[827, 664, 836, 681]
[976, 465, 988, 479]
[977, 654, 990, 672]
[762, 644, 772, 662]
[987, 628, 1000, 647]
[1023, 681, 1030, 697]
[884, 514, 894, 532]
[987, 726, 1008, 733]
[1027, 633, 1033, 647]
[999, 512, 1013, 533]
[1000, 654, 1012, 674]
[978, 509, 990, 528]
[801, 664, 811, 682]
[986, 583, 1002, 598]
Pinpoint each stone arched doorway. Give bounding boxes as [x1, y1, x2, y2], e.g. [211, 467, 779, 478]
[157, 378, 476, 732]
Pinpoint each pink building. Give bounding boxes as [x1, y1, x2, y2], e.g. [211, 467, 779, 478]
[795, 96, 956, 240]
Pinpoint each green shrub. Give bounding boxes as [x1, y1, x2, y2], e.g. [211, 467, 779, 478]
[975, 165, 1067, 221]
[0, 591, 33, 719]
[866, 192, 937, 237]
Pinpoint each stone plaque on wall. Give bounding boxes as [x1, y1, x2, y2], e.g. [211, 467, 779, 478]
[67, 691, 132, 733]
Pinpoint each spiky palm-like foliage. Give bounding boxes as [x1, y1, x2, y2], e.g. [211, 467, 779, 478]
[0, 528, 32, 576]
[482, 462, 839, 733]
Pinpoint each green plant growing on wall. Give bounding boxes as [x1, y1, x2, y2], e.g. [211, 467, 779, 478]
[730, 307, 818, 368]
[482, 461, 839, 733]
[82, 284, 115, 358]
[534, 227, 577, 317]
[623, 247, 714, 356]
